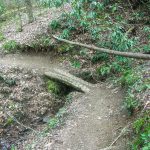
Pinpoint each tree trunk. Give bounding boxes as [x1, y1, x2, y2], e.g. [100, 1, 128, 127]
[24, 0, 34, 23]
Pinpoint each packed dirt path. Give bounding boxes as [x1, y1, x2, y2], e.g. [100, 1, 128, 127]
[49, 85, 128, 150]
[0, 53, 59, 72]
[17, 82, 129, 150]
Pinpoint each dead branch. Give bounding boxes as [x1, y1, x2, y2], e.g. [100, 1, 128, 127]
[52, 35, 150, 60]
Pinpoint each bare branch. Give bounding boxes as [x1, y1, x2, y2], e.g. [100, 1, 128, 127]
[52, 35, 150, 60]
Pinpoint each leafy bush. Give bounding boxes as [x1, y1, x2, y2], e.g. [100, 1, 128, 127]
[96, 64, 111, 77]
[119, 70, 139, 87]
[132, 111, 150, 150]
[91, 52, 109, 63]
[71, 60, 81, 68]
[50, 20, 61, 30]
[0, 2, 5, 16]
[48, 117, 59, 129]
[48, 107, 67, 129]
[47, 80, 61, 95]
[110, 26, 137, 51]
[123, 94, 139, 115]
[0, 32, 5, 41]
[40, 36, 51, 47]
[2, 40, 20, 53]
[60, 29, 70, 39]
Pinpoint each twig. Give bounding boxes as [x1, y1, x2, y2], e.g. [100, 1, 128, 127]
[110, 123, 131, 147]
[99, 123, 131, 150]
[52, 35, 150, 60]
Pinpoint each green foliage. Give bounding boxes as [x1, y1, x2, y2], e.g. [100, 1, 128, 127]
[4, 117, 14, 127]
[48, 117, 59, 129]
[110, 26, 137, 51]
[11, 145, 16, 150]
[47, 80, 61, 95]
[50, 20, 61, 30]
[0, 74, 16, 86]
[60, 29, 70, 39]
[123, 94, 139, 115]
[57, 43, 73, 53]
[132, 111, 150, 150]
[0, 32, 5, 41]
[96, 64, 111, 77]
[119, 70, 139, 87]
[0, 1, 5, 16]
[91, 52, 109, 63]
[48, 107, 67, 129]
[71, 60, 81, 68]
[40, 36, 51, 47]
[2, 40, 20, 53]
[39, 0, 68, 8]
[143, 44, 150, 53]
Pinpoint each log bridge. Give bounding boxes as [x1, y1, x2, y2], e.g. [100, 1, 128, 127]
[45, 68, 93, 93]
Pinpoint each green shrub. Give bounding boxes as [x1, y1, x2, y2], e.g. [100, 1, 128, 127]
[57, 44, 73, 53]
[50, 20, 61, 30]
[47, 80, 61, 95]
[48, 108, 67, 129]
[2, 40, 20, 53]
[96, 64, 111, 77]
[40, 36, 51, 47]
[0, 32, 5, 41]
[48, 117, 59, 129]
[132, 111, 150, 150]
[60, 29, 70, 39]
[119, 70, 139, 87]
[123, 94, 139, 115]
[0, 2, 5, 16]
[71, 60, 81, 68]
[91, 52, 109, 63]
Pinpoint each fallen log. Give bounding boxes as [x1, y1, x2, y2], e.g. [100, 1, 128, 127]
[45, 68, 92, 93]
[52, 35, 150, 60]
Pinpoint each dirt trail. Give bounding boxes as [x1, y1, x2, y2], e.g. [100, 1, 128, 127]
[49, 85, 128, 150]
[0, 53, 60, 72]
[16, 82, 129, 150]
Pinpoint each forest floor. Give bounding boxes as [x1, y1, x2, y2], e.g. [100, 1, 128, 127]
[0, 4, 71, 52]
[0, 4, 145, 150]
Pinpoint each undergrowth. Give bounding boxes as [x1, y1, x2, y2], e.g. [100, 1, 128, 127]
[132, 111, 150, 150]
[2, 40, 21, 53]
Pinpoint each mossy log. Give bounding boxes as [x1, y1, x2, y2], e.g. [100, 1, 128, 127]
[44, 68, 92, 93]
